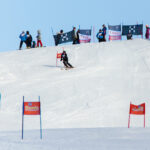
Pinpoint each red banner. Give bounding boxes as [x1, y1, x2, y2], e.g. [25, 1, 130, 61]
[129, 103, 145, 115]
[24, 102, 40, 115]
[57, 53, 62, 59]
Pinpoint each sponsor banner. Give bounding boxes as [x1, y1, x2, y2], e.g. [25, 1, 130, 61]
[130, 103, 145, 115]
[109, 35, 121, 40]
[79, 29, 91, 35]
[79, 33, 91, 43]
[108, 25, 121, 41]
[108, 25, 121, 31]
[24, 102, 40, 115]
[109, 30, 121, 36]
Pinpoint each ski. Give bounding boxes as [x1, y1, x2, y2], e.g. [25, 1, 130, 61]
[60, 67, 74, 70]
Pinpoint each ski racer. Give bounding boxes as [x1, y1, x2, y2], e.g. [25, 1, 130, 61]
[60, 51, 73, 68]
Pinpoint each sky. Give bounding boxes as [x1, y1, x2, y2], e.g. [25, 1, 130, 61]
[0, 0, 150, 52]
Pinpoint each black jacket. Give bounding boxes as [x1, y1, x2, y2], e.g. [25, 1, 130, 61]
[26, 34, 32, 46]
[61, 53, 68, 61]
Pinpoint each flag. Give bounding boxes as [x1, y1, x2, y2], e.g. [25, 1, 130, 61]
[79, 29, 91, 43]
[108, 25, 121, 40]
[129, 103, 145, 115]
[122, 24, 143, 35]
[24, 102, 40, 115]
[56, 53, 62, 59]
[54, 30, 73, 45]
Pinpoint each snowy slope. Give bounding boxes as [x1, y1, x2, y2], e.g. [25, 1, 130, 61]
[1, 128, 150, 150]
[0, 39, 150, 132]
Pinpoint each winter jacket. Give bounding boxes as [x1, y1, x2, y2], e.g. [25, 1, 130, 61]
[36, 32, 41, 40]
[72, 30, 77, 40]
[26, 34, 32, 42]
[26, 34, 32, 47]
[61, 52, 68, 62]
[102, 27, 107, 35]
[19, 33, 26, 42]
[127, 33, 132, 40]
[145, 27, 150, 39]
[96, 32, 103, 39]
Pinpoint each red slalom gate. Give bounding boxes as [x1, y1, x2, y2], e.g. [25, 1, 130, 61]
[22, 96, 42, 139]
[56, 52, 62, 67]
[128, 102, 145, 128]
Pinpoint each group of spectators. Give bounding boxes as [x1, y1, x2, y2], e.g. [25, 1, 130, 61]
[20, 25, 150, 50]
[19, 30, 43, 50]
[96, 24, 150, 41]
[56, 27, 80, 46]
[96, 24, 133, 41]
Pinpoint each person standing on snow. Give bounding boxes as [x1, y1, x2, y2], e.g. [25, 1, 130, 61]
[25, 31, 32, 49]
[72, 27, 78, 44]
[102, 24, 107, 41]
[145, 25, 150, 39]
[96, 29, 103, 42]
[19, 31, 26, 50]
[60, 51, 73, 68]
[36, 30, 43, 47]
[127, 31, 132, 40]
[55, 29, 63, 46]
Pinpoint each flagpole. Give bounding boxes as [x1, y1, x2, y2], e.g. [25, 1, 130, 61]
[144, 102, 145, 128]
[56, 52, 58, 67]
[93, 26, 95, 43]
[120, 23, 122, 41]
[51, 27, 55, 46]
[122, 22, 123, 41]
[144, 114, 145, 128]
[39, 96, 42, 139]
[22, 96, 24, 139]
[128, 114, 131, 128]
[91, 26, 92, 43]
[128, 102, 131, 128]
[136, 22, 138, 38]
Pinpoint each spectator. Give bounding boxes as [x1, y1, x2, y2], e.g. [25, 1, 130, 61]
[102, 24, 107, 41]
[72, 27, 78, 44]
[36, 30, 43, 47]
[25, 31, 32, 48]
[145, 25, 150, 39]
[55, 30, 63, 46]
[96, 29, 103, 42]
[127, 31, 132, 40]
[19, 31, 26, 50]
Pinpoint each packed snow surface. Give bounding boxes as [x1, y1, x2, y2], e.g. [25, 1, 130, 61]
[0, 39, 150, 149]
